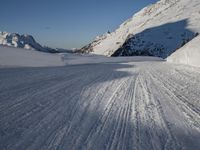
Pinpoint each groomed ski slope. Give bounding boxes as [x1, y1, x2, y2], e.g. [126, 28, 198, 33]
[0, 61, 200, 150]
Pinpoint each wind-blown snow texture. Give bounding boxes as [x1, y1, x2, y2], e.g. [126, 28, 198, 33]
[0, 31, 57, 53]
[80, 0, 200, 58]
[0, 61, 200, 150]
[167, 35, 200, 67]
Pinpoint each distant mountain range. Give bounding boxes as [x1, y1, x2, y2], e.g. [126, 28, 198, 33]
[79, 0, 200, 59]
[0, 31, 72, 53]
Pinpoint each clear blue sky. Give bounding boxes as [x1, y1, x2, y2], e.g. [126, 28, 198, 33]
[1, 0, 158, 49]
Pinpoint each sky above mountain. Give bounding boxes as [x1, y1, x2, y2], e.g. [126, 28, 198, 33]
[1, 0, 158, 49]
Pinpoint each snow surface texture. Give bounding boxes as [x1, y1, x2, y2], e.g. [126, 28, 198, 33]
[62, 53, 163, 65]
[0, 31, 57, 53]
[167, 35, 200, 67]
[0, 46, 163, 67]
[80, 0, 200, 58]
[0, 46, 65, 67]
[0, 61, 200, 150]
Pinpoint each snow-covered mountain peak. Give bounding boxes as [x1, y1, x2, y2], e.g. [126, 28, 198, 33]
[0, 31, 57, 53]
[80, 0, 200, 58]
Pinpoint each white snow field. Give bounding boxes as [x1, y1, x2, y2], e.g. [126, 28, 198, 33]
[62, 53, 163, 65]
[0, 59, 200, 150]
[0, 46, 65, 67]
[167, 35, 200, 67]
[0, 46, 163, 67]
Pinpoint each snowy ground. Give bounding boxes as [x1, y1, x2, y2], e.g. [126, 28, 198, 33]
[62, 53, 163, 65]
[0, 46, 163, 67]
[0, 46, 65, 67]
[0, 59, 200, 150]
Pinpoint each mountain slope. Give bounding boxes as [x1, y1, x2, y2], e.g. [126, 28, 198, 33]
[80, 0, 200, 58]
[0, 31, 57, 53]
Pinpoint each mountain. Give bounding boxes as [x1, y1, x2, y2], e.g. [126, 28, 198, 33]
[0, 31, 58, 53]
[80, 0, 200, 58]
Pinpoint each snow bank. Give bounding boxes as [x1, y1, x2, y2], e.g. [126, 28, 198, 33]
[0, 46, 65, 67]
[167, 35, 200, 67]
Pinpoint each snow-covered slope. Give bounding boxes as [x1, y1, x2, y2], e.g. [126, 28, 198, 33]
[80, 0, 200, 58]
[0, 31, 57, 53]
[0, 46, 65, 67]
[1, 61, 200, 150]
[0, 45, 163, 67]
[167, 35, 200, 67]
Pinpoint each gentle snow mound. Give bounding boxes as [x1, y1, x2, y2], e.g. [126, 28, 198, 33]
[167, 35, 200, 67]
[0, 46, 65, 67]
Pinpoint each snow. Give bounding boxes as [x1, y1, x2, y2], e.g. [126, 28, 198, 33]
[81, 0, 200, 58]
[0, 46, 65, 67]
[0, 1, 200, 148]
[0, 46, 164, 67]
[0, 60, 200, 149]
[0, 44, 200, 149]
[62, 53, 163, 65]
[0, 31, 57, 53]
[167, 35, 200, 67]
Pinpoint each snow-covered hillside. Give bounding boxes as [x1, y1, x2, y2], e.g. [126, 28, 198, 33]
[0, 31, 57, 53]
[80, 0, 200, 58]
[167, 35, 200, 67]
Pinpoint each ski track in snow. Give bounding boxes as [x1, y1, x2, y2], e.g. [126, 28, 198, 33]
[0, 61, 200, 150]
